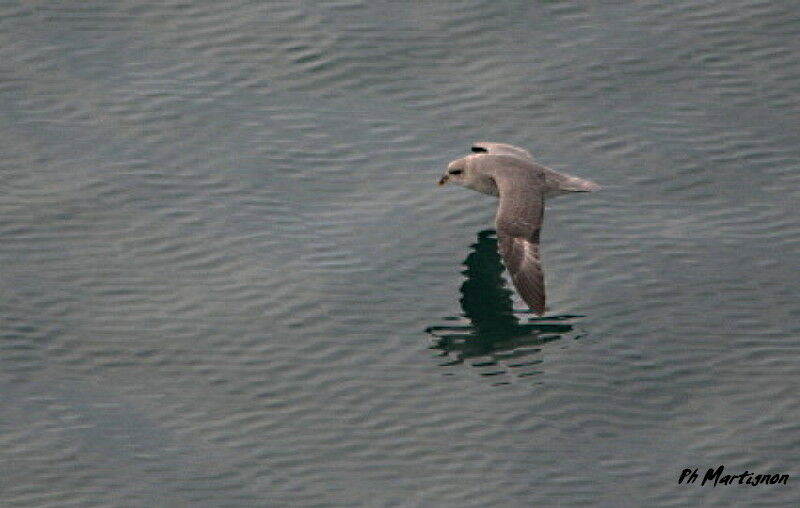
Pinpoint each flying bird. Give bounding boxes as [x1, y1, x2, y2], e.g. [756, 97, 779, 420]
[438, 142, 600, 315]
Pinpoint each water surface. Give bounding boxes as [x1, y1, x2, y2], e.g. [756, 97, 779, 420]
[1, 1, 799, 506]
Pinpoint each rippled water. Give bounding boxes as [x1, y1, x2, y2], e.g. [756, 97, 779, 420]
[2, 1, 799, 506]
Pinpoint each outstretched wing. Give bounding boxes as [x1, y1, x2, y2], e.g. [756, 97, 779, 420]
[494, 170, 546, 315]
[471, 141, 534, 161]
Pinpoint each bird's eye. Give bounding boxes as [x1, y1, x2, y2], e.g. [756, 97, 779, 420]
[471, 146, 488, 153]
[449, 169, 463, 175]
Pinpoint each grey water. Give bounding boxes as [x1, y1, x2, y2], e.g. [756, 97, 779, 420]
[1, 1, 799, 506]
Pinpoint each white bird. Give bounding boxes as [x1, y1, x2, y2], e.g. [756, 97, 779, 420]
[438, 142, 600, 315]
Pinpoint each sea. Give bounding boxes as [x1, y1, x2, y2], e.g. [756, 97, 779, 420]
[1, 1, 799, 506]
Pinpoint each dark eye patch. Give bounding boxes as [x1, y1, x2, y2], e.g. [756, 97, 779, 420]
[449, 169, 463, 175]
[471, 146, 488, 153]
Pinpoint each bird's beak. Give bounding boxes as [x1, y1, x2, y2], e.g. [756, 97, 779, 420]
[438, 175, 449, 185]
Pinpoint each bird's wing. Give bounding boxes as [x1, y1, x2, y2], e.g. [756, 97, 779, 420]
[494, 170, 546, 315]
[471, 142, 533, 161]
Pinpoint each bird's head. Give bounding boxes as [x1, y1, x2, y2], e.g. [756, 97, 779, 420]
[438, 155, 500, 197]
[438, 157, 469, 186]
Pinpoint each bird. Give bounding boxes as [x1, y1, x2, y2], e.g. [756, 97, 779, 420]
[438, 142, 600, 315]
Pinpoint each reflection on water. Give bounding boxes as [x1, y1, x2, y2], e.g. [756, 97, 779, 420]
[426, 230, 584, 383]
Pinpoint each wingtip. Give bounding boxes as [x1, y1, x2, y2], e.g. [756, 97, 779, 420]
[520, 293, 546, 316]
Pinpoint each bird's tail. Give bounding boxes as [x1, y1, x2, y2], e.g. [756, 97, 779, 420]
[561, 174, 601, 192]
[545, 169, 601, 195]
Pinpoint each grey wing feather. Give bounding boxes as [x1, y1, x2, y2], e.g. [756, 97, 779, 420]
[494, 170, 546, 315]
[471, 141, 534, 161]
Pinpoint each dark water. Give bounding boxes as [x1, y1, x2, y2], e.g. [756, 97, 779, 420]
[2, 1, 799, 506]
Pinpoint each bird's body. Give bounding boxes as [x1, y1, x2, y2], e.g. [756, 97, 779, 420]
[438, 142, 600, 315]
[471, 141, 600, 198]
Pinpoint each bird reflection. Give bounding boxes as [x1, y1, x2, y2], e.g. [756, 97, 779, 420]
[426, 229, 582, 381]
